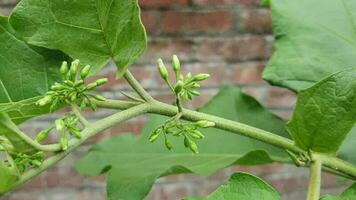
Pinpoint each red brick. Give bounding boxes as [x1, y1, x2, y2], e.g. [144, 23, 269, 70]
[223, 36, 268, 61]
[197, 36, 269, 62]
[241, 9, 272, 33]
[140, 0, 188, 8]
[141, 11, 159, 33]
[162, 11, 232, 34]
[141, 39, 194, 63]
[231, 62, 265, 85]
[193, 0, 259, 6]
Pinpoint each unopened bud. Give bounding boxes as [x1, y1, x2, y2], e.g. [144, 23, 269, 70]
[193, 120, 215, 128]
[95, 78, 108, 86]
[172, 55, 180, 75]
[80, 65, 91, 80]
[174, 80, 184, 94]
[190, 91, 201, 96]
[193, 73, 210, 82]
[37, 96, 53, 106]
[74, 80, 84, 87]
[70, 59, 80, 80]
[35, 127, 53, 142]
[165, 138, 173, 150]
[60, 61, 69, 77]
[55, 119, 66, 132]
[93, 94, 106, 101]
[190, 130, 205, 139]
[149, 130, 160, 142]
[157, 58, 168, 80]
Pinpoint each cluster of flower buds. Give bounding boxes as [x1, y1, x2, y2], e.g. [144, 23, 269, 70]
[35, 114, 82, 151]
[157, 55, 210, 100]
[11, 151, 44, 173]
[36, 59, 108, 111]
[149, 120, 215, 154]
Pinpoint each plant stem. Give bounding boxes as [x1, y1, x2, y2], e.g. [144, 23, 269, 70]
[4, 103, 151, 195]
[123, 70, 154, 102]
[93, 99, 140, 110]
[307, 157, 322, 200]
[150, 101, 303, 153]
[71, 104, 89, 126]
[95, 99, 356, 179]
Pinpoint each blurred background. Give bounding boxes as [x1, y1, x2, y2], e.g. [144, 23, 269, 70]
[0, 0, 351, 199]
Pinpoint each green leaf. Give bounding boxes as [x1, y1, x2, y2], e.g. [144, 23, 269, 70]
[185, 172, 281, 200]
[0, 97, 52, 124]
[0, 16, 66, 122]
[320, 183, 356, 200]
[263, 0, 356, 92]
[0, 163, 19, 195]
[9, 0, 147, 77]
[338, 126, 356, 165]
[76, 86, 290, 200]
[287, 69, 356, 153]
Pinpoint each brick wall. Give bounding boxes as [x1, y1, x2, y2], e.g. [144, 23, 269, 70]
[0, 0, 351, 200]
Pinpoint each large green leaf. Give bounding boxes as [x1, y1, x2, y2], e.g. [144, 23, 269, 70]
[263, 0, 356, 92]
[320, 183, 356, 200]
[9, 0, 147, 77]
[76, 86, 291, 200]
[185, 172, 280, 200]
[0, 16, 66, 122]
[287, 69, 356, 153]
[338, 126, 356, 164]
[0, 163, 19, 195]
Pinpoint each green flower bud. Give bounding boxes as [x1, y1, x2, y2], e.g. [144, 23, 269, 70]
[74, 80, 84, 87]
[193, 120, 215, 128]
[60, 61, 69, 77]
[186, 72, 192, 79]
[60, 133, 68, 151]
[188, 140, 198, 154]
[174, 80, 184, 94]
[193, 73, 210, 82]
[30, 160, 42, 167]
[37, 95, 53, 106]
[70, 92, 77, 101]
[80, 65, 91, 80]
[70, 59, 80, 80]
[149, 130, 160, 143]
[165, 138, 173, 150]
[0, 144, 5, 151]
[93, 94, 106, 101]
[157, 58, 168, 80]
[51, 83, 65, 90]
[64, 80, 74, 87]
[190, 91, 201, 96]
[55, 119, 66, 132]
[95, 78, 108, 86]
[70, 127, 81, 139]
[184, 137, 190, 148]
[189, 130, 205, 139]
[172, 55, 180, 76]
[35, 127, 53, 143]
[86, 82, 97, 90]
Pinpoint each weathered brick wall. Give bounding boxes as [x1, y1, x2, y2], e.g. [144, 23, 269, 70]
[0, 0, 351, 200]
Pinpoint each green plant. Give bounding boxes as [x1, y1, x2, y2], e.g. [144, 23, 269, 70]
[0, 0, 355, 200]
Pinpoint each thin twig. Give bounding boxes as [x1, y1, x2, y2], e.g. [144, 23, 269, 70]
[123, 70, 154, 102]
[71, 104, 89, 127]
